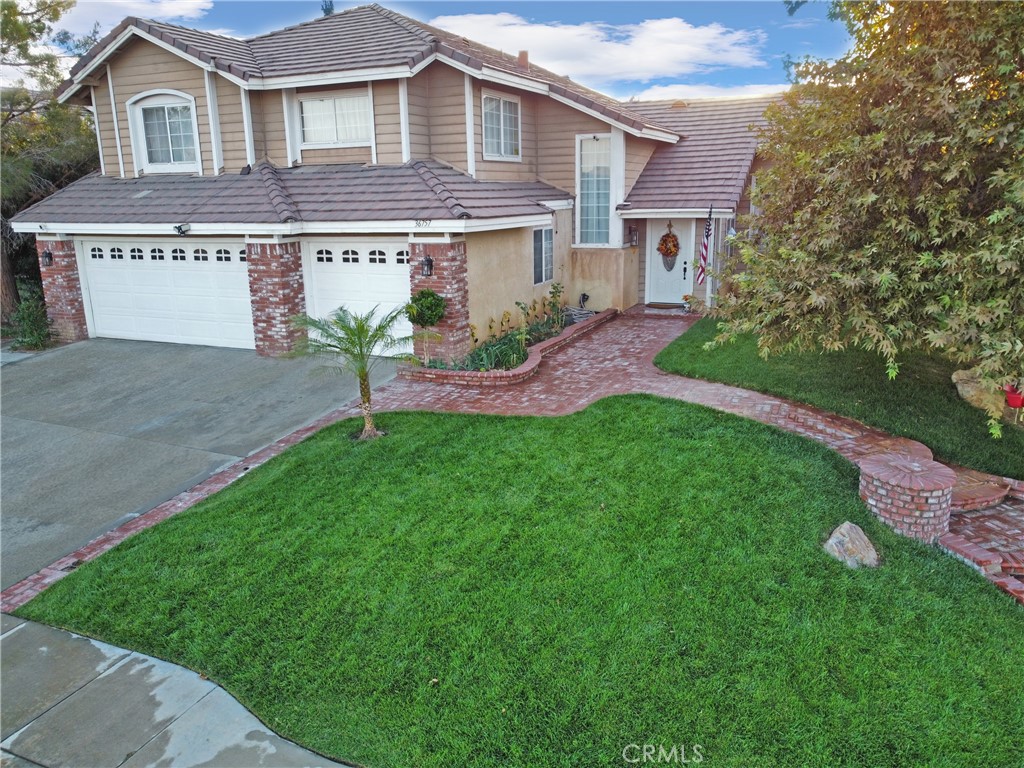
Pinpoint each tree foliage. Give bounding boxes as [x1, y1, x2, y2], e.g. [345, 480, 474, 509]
[713, 1, 1024, 431]
[1, 0, 99, 322]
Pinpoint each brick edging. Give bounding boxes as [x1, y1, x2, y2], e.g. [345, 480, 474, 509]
[397, 308, 618, 386]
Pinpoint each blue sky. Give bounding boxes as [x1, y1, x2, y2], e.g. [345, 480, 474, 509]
[59, 1, 852, 99]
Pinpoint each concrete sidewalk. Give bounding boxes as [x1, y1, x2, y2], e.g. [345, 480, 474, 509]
[0, 615, 346, 768]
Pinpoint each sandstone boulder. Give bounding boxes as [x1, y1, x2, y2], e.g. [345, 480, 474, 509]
[824, 522, 880, 569]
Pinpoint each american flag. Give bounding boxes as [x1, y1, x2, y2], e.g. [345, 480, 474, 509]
[695, 205, 713, 286]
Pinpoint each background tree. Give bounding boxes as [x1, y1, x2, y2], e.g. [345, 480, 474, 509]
[713, 1, 1023, 431]
[291, 305, 412, 440]
[1, 0, 99, 324]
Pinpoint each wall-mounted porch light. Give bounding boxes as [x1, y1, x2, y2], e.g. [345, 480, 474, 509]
[627, 225, 639, 247]
[41, 249, 53, 266]
[420, 255, 434, 277]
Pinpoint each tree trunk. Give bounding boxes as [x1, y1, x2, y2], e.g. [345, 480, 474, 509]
[357, 372, 381, 439]
[1, 241, 21, 327]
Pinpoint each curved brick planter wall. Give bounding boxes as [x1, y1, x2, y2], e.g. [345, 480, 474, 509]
[859, 453, 958, 543]
[398, 309, 618, 386]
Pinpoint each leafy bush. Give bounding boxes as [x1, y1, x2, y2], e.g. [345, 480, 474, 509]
[10, 291, 53, 350]
[405, 289, 446, 328]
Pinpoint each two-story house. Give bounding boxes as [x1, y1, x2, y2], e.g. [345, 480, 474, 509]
[11, 3, 774, 360]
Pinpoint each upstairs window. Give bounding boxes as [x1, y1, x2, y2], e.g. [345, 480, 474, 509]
[482, 91, 520, 161]
[299, 94, 371, 147]
[128, 91, 201, 175]
[577, 134, 611, 245]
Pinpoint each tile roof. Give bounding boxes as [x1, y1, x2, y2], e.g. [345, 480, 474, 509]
[59, 4, 674, 136]
[11, 161, 571, 227]
[624, 94, 781, 211]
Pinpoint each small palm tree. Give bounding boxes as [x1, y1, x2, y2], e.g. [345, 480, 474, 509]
[291, 305, 411, 440]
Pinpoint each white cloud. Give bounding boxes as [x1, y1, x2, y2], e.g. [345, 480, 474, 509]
[630, 83, 790, 101]
[58, 0, 215, 37]
[780, 18, 820, 30]
[428, 12, 768, 88]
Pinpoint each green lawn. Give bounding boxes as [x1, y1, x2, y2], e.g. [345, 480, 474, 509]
[655, 318, 1024, 479]
[18, 399, 1023, 767]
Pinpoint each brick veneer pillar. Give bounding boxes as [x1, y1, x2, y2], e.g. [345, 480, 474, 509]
[859, 453, 957, 543]
[409, 239, 471, 363]
[36, 238, 88, 343]
[246, 238, 305, 356]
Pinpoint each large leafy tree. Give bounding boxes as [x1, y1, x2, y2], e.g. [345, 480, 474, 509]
[1, 0, 98, 323]
[714, 1, 1023, 430]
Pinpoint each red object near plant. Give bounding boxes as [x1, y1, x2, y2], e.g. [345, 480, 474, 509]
[1004, 384, 1023, 409]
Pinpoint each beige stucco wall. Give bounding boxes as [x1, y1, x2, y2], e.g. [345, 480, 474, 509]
[567, 244, 640, 312]
[106, 38, 214, 177]
[465, 209, 572, 339]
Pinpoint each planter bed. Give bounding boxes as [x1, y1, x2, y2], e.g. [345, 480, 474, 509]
[398, 308, 618, 386]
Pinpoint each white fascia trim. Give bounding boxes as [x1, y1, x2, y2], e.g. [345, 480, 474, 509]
[12, 214, 554, 237]
[89, 86, 106, 175]
[252, 55, 436, 90]
[548, 91, 677, 144]
[240, 87, 256, 166]
[106, 66, 125, 177]
[610, 127, 625, 247]
[435, 55, 678, 144]
[464, 73, 476, 177]
[539, 199, 574, 210]
[282, 88, 299, 166]
[62, 26, 248, 103]
[617, 208, 735, 219]
[367, 82, 378, 164]
[398, 78, 411, 163]
[205, 71, 223, 174]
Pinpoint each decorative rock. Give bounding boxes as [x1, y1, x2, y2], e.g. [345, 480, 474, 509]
[824, 522, 880, 568]
[951, 368, 1004, 415]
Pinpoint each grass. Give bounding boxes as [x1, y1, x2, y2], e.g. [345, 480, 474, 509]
[17, 398, 1024, 768]
[655, 318, 1024, 479]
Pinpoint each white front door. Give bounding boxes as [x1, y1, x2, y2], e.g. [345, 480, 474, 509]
[646, 218, 694, 305]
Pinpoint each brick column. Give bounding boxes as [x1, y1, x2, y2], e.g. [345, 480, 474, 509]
[37, 238, 88, 343]
[859, 453, 957, 543]
[246, 238, 305, 356]
[409, 239, 471, 363]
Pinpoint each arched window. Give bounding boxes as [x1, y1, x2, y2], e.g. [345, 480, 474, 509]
[127, 90, 201, 175]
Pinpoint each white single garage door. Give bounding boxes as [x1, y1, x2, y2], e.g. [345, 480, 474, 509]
[305, 240, 413, 341]
[79, 239, 255, 349]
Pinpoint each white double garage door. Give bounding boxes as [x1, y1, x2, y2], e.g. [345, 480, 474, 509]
[77, 237, 413, 349]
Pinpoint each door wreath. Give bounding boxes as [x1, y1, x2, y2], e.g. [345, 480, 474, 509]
[658, 223, 680, 272]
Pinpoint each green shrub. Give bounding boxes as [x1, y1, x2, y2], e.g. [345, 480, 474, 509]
[10, 291, 53, 350]
[405, 289, 446, 328]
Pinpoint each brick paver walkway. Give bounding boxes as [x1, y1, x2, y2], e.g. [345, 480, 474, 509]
[3, 310, 1021, 611]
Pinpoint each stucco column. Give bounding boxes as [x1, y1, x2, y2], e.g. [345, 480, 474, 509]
[409, 239, 471, 363]
[36, 237, 89, 343]
[246, 238, 305, 356]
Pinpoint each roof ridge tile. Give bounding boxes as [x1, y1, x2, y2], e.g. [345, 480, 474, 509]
[411, 161, 471, 220]
[258, 162, 301, 223]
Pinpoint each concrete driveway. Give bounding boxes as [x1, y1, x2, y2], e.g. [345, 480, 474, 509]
[1, 338, 394, 589]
